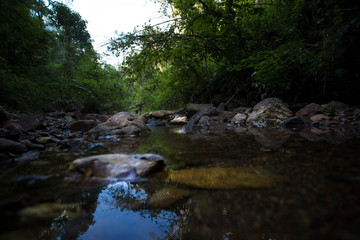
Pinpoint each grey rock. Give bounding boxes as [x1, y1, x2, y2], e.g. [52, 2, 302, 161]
[296, 103, 323, 117]
[246, 98, 293, 127]
[169, 115, 187, 125]
[66, 153, 165, 183]
[89, 112, 150, 137]
[231, 113, 248, 126]
[183, 107, 218, 132]
[149, 110, 174, 119]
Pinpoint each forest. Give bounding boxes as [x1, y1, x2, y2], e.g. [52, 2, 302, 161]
[1, 0, 360, 113]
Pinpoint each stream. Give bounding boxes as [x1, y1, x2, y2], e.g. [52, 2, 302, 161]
[0, 126, 360, 240]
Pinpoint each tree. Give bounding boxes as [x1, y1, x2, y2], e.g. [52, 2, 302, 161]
[110, 0, 360, 108]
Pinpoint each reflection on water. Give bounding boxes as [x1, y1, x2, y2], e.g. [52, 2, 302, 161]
[78, 182, 179, 240]
[0, 126, 360, 239]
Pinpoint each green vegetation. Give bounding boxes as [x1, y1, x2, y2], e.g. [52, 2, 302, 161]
[1, 0, 359, 113]
[0, 0, 130, 112]
[110, 0, 360, 110]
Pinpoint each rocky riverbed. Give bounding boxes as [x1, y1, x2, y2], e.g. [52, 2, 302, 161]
[0, 99, 360, 239]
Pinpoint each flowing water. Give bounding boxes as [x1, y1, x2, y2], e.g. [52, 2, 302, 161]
[0, 126, 359, 240]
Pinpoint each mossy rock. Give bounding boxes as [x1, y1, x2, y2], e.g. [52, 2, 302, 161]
[167, 167, 283, 189]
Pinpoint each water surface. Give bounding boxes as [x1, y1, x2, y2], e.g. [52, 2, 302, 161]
[0, 126, 359, 240]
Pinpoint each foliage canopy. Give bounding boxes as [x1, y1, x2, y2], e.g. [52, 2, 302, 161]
[110, 0, 360, 110]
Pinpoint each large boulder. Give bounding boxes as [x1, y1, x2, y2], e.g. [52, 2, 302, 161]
[88, 112, 150, 137]
[295, 103, 323, 117]
[66, 154, 165, 183]
[246, 98, 293, 127]
[149, 110, 174, 119]
[182, 106, 218, 132]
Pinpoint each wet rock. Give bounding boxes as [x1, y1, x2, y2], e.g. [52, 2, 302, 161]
[146, 119, 168, 126]
[18, 203, 82, 222]
[67, 138, 85, 153]
[3, 120, 24, 134]
[149, 110, 174, 119]
[14, 151, 41, 162]
[147, 186, 192, 209]
[85, 114, 110, 123]
[231, 113, 247, 126]
[167, 167, 283, 189]
[322, 101, 349, 114]
[89, 112, 150, 137]
[20, 140, 44, 150]
[233, 107, 252, 115]
[246, 98, 293, 127]
[36, 136, 52, 144]
[296, 103, 323, 117]
[69, 120, 97, 131]
[66, 153, 164, 183]
[66, 110, 82, 120]
[169, 115, 188, 125]
[280, 116, 306, 132]
[18, 116, 41, 131]
[0, 128, 19, 140]
[0, 105, 9, 126]
[0, 138, 27, 153]
[310, 114, 330, 122]
[186, 104, 214, 118]
[183, 107, 218, 132]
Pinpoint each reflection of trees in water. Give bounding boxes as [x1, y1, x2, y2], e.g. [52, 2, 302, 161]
[37, 187, 101, 240]
[102, 182, 191, 240]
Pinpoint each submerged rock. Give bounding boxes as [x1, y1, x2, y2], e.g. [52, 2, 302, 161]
[147, 186, 192, 209]
[167, 167, 283, 189]
[67, 153, 165, 183]
[89, 112, 150, 137]
[18, 203, 82, 222]
[246, 98, 293, 127]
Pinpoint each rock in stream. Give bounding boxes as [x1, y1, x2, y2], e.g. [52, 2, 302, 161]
[66, 153, 165, 184]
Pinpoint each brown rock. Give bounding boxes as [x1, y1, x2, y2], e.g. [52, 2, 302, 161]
[310, 114, 330, 122]
[69, 120, 98, 131]
[149, 110, 174, 119]
[296, 103, 323, 117]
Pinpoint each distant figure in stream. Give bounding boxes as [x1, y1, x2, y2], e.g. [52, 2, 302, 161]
[134, 101, 145, 115]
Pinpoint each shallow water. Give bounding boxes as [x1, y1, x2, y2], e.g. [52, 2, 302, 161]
[0, 126, 360, 240]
